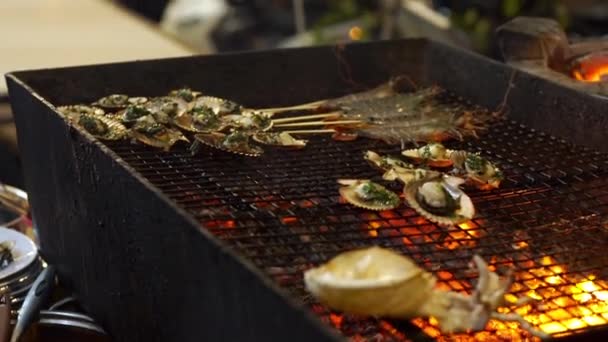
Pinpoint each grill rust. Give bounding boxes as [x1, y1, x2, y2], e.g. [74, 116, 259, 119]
[103, 105, 608, 341]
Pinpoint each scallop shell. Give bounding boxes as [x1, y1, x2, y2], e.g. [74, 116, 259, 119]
[402, 143, 455, 168]
[364, 151, 413, 173]
[404, 175, 475, 225]
[193, 132, 263, 157]
[169, 88, 202, 102]
[304, 246, 436, 318]
[57, 105, 105, 119]
[173, 110, 228, 133]
[451, 151, 503, 190]
[191, 96, 241, 116]
[72, 113, 128, 141]
[252, 132, 307, 149]
[130, 117, 189, 151]
[338, 179, 400, 211]
[382, 168, 441, 185]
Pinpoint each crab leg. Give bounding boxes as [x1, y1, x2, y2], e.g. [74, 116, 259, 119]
[491, 313, 550, 339]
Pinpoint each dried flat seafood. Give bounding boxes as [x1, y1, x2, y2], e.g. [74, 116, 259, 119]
[450, 151, 504, 190]
[192, 131, 263, 157]
[402, 143, 455, 168]
[252, 132, 307, 148]
[131, 115, 188, 151]
[304, 246, 549, 338]
[338, 179, 400, 211]
[403, 175, 474, 226]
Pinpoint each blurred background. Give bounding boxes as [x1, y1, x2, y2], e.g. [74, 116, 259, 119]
[1, 0, 607, 187]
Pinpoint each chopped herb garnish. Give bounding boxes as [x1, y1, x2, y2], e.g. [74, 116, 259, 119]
[78, 115, 108, 135]
[125, 105, 151, 121]
[359, 182, 400, 206]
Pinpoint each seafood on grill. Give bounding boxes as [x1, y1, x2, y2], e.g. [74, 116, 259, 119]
[304, 246, 549, 339]
[76, 114, 129, 141]
[130, 115, 188, 150]
[191, 96, 242, 116]
[169, 88, 201, 102]
[120, 105, 154, 124]
[191, 130, 264, 157]
[450, 151, 504, 190]
[0, 240, 14, 271]
[338, 179, 400, 211]
[57, 105, 105, 118]
[93, 94, 147, 110]
[223, 112, 273, 131]
[402, 143, 454, 168]
[174, 105, 228, 133]
[252, 132, 307, 148]
[404, 175, 474, 225]
[364, 151, 413, 173]
[145, 96, 189, 122]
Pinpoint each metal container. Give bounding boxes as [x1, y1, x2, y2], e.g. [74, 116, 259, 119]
[6, 39, 608, 341]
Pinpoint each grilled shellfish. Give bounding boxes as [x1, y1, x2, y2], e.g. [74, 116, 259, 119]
[451, 151, 504, 190]
[76, 114, 129, 141]
[402, 143, 455, 168]
[174, 105, 227, 133]
[192, 131, 264, 157]
[304, 246, 550, 338]
[145, 96, 189, 122]
[93, 94, 147, 110]
[57, 105, 105, 118]
[364, 151, 413, 173]
[169, 88, 201, 102]
[131, 115, 188, 151]
[191, 96, 241, 116]
[338, 179, 400, 211]
[404, 175, 474, 225]
[252, 132, 307, 148]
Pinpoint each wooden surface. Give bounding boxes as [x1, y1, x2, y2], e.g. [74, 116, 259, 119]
[0, 0, 194, 95]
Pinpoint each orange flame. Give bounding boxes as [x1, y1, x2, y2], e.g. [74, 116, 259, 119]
[572, 53, 608, 82]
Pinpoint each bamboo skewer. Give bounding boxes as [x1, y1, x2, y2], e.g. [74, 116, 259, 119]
[282, 129, 337, 134]
[271, 111, 342, 124]
[254, 99, 327, 116]
[273, 120, 363, 128]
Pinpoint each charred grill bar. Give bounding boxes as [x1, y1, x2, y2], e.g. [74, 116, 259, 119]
[6, 39, 608, 341]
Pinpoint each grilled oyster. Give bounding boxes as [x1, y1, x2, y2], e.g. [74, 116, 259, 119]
[222, 112, 273, 131]
[252, 132, 307, 148]
[121, 105, 153, 124]
[192, 131, 263, 157]
[382, 168, 441, 186]
[169, 88, 202, 102]
[338, 179, 400, 211]
[76, 114, 128, 140]
[145, 96, 189, 121]
[404, 175, 474, 225]
[402, 143, 455, 168]
[131, 115, 188, 151]
[364, 151, 413, 172]
[191, 96, 241, 116]
[174, 105, 227, 133]
[93, 94, 147, 110]
[57, 105, 105, 119]
[451, 151, 503, 190]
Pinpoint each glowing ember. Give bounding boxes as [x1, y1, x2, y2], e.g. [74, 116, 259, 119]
[410, 254, 608, 340]
[572, 51, 608, 82]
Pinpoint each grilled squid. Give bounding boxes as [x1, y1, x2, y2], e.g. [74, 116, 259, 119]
[404, 175, 474, 225]
[402, 143, 455, 168]
[338, 179, 400, 211]
[304, 246, 549, 339]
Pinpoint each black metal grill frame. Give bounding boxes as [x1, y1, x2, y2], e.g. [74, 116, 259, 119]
[6, 39, 608, 341]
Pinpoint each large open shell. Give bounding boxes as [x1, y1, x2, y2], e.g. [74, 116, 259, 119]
[191, 96, 241, 116]
[402, 143, 455, 168]
[193, 132, 263, 157]
[404, 175, 475, 225]
[168, 88, 202, 102]
[304, 246, 436, 318]
[251, 132, 307, 148]
[57, 105, 105, 119]
[450, 151, 503, 190]
[173, 107, 228, 133]
[338, 179, 400, 211]
[70, 113, 128, 141]
[364, 151, 413, 173]
[382, 168, 441, 185]
[131, 117, 188, 151]
[93, 94, 147, 110]
[145, 96, 189, 120]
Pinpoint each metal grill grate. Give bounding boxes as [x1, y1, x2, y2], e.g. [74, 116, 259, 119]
[105, 111, 608, 341]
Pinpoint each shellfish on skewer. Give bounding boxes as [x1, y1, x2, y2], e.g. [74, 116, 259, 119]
[191, 130, 264, 157]
[402, 143, 455, 168]
[304, 246, 549, 339]
[130, 115, 188, 151]
[450, 151, 504, 190]
[403, 174, 474, 226]
[338, 179, 400, 211]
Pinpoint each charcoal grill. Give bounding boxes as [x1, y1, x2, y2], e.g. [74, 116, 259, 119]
[6, 39, 608, 341]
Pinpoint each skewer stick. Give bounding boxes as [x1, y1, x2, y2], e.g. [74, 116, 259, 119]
[274, 120, 363, 128]
[282, 129, 336, 134]
[255, 100, 327, 116]
[271, 111, 342, 124]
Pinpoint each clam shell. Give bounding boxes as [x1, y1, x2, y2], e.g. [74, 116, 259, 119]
[404, 176, 475, 226]
[131, 127, 188, 151]
[252, 132, 307, 148]
[304, 246, 436, 318]
[401, 148, 456, 168]
[193, 132, 263, 157]
[338, 180, 400, 211]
